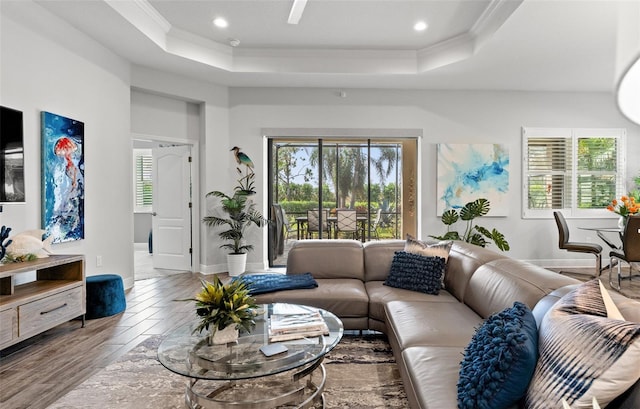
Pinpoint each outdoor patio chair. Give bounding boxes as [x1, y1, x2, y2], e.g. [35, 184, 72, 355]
[335, 209, 358, 239]
[306, 209, 329, 239]
[280, 207, 296, 242]
[369, 208, 382, 240]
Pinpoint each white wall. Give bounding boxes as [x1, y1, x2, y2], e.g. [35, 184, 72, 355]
[228, 88, 640, 267]
[131, 90, 200, 141]
[1, 3, 134, 287]
[3, 2, 638, 278]
[130, 67, 231, 273]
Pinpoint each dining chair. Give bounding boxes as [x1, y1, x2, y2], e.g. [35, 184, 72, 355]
[306, 209, 328, 239]
[609, 215, 640, 291]
[335, 209, 358, 239]
[553, 211, 602, 278]
[369, 208, 382, 240]
[280, 207, 296, 242]
[271, 204, 285, 257]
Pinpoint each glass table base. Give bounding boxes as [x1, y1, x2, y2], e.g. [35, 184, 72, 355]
[185, 362, 326, 409]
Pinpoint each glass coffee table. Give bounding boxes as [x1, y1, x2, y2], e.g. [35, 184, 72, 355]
[158, 303, 344, 408]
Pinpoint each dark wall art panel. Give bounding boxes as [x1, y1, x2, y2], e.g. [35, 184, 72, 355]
[0, 106, 25, 203]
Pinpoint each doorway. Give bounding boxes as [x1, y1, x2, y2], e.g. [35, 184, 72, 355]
[132, 138, 197, 280]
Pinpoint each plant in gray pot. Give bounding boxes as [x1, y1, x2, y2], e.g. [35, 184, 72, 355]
[203, 164, 268, 276]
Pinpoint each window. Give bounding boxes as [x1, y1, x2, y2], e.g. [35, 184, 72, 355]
[522, 127, 626, 218]
[265, 130, 420, 267]
[133, 148, 152, 212]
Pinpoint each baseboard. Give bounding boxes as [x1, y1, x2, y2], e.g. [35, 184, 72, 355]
[198, 262, 268, 275]
[524, 258, 599, 269]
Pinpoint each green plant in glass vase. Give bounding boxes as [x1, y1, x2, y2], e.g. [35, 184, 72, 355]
[431, 198, 510, 251]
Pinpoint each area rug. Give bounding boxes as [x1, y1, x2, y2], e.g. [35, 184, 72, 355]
[49, 334, 407, 409]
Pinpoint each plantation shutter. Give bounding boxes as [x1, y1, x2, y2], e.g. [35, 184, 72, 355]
[134, 149, 153, 212]
[524, 130, 572, 212]
[523, 127, 625, 218]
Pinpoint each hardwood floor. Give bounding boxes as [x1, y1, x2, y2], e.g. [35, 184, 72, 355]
[0, 267, 637, 409]
[0, 272, 210, 409]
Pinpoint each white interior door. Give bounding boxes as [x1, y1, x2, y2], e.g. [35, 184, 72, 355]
[152, 144, 192, 270]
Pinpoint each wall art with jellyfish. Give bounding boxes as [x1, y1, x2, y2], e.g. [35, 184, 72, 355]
[41, 111, 84, 243]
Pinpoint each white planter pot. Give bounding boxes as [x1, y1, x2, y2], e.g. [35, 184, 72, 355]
[227, 253, 247, 277]
[209, 325, 239, 345]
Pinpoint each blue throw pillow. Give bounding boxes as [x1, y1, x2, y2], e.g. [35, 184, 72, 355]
[458, 302, 538, 409]
[236, 272, 318, 295]
[383, 251, 444, 295]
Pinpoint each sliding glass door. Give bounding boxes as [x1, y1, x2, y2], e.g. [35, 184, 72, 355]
[268, 137, 417, 266]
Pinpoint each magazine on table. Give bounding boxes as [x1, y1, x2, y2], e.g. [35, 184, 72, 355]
[268, 307, 329, 342]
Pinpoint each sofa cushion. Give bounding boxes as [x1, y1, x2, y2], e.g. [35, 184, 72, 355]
[458, 302, 538, 409]
[286, 239, 365, 280]
[444, 241, 509, 302]
[363, 240, 405, 281]
[525, 279, 640, 409]
[385, 300, 484, 349]
[400, 346, 467, 409]
[384, 251, 445, 295]
[366, 281, 457, 323]
[253, 278, 369, 319]
[465, 258, 580, 319]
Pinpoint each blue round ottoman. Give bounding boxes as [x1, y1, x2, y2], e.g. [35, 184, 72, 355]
[85, 274, 126, 319]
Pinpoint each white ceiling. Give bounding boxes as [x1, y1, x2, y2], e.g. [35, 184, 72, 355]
[24, 0, 634, 91]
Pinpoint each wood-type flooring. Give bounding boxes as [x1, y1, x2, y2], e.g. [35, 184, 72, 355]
[0, 267, 638, 409]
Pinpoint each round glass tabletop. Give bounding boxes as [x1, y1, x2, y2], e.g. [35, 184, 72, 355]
[157, 303, 344, 381]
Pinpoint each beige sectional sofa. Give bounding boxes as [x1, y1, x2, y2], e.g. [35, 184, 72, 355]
[254, 239, 640, 409]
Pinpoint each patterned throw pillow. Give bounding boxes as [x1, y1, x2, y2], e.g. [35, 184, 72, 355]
[525, 279, 640, 409]
[383, 251, 444, 295]
[404, 234, 452, 288]
[458, 302, 539, 409]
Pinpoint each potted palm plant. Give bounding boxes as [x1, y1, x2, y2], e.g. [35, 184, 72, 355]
[187, 276, 259, 344]
[203, 152, 268, 276]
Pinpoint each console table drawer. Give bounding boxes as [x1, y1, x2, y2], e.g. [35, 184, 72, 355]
[18, 286, 83, 339]
[0, 307, 17, 346]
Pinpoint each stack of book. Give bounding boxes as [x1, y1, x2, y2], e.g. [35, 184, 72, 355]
[268, 309, 329, 342]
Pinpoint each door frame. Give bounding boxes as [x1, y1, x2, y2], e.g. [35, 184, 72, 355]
[132, 133, 200, 275]
[263, 128, 422, 267]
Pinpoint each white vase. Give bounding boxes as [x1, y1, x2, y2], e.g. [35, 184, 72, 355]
[209, 325, 239, 345]
[618, 216, 627, 230]
[227, 253, 247, 277]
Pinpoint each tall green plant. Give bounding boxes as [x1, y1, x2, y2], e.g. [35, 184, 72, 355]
[430, 198, 510, 251]
[203, 171, 267, 254]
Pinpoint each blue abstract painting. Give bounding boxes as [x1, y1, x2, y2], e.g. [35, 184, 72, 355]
[42, 112, 84, 243]
[437, 144, 509, 216]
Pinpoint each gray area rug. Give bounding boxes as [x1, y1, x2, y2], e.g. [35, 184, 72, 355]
[50, 334, 407, 409]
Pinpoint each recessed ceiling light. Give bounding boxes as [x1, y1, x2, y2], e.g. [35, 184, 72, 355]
[414, 21, 428, 32]
[213, 17, 228, 28]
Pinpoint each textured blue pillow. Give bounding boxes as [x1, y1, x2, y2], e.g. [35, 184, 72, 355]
[458, 302, 538, 409]
[383, 251, 444, 295]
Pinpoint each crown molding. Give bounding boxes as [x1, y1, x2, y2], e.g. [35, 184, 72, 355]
[105, 0, 170, 49]
[106, 0, 522, 75]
